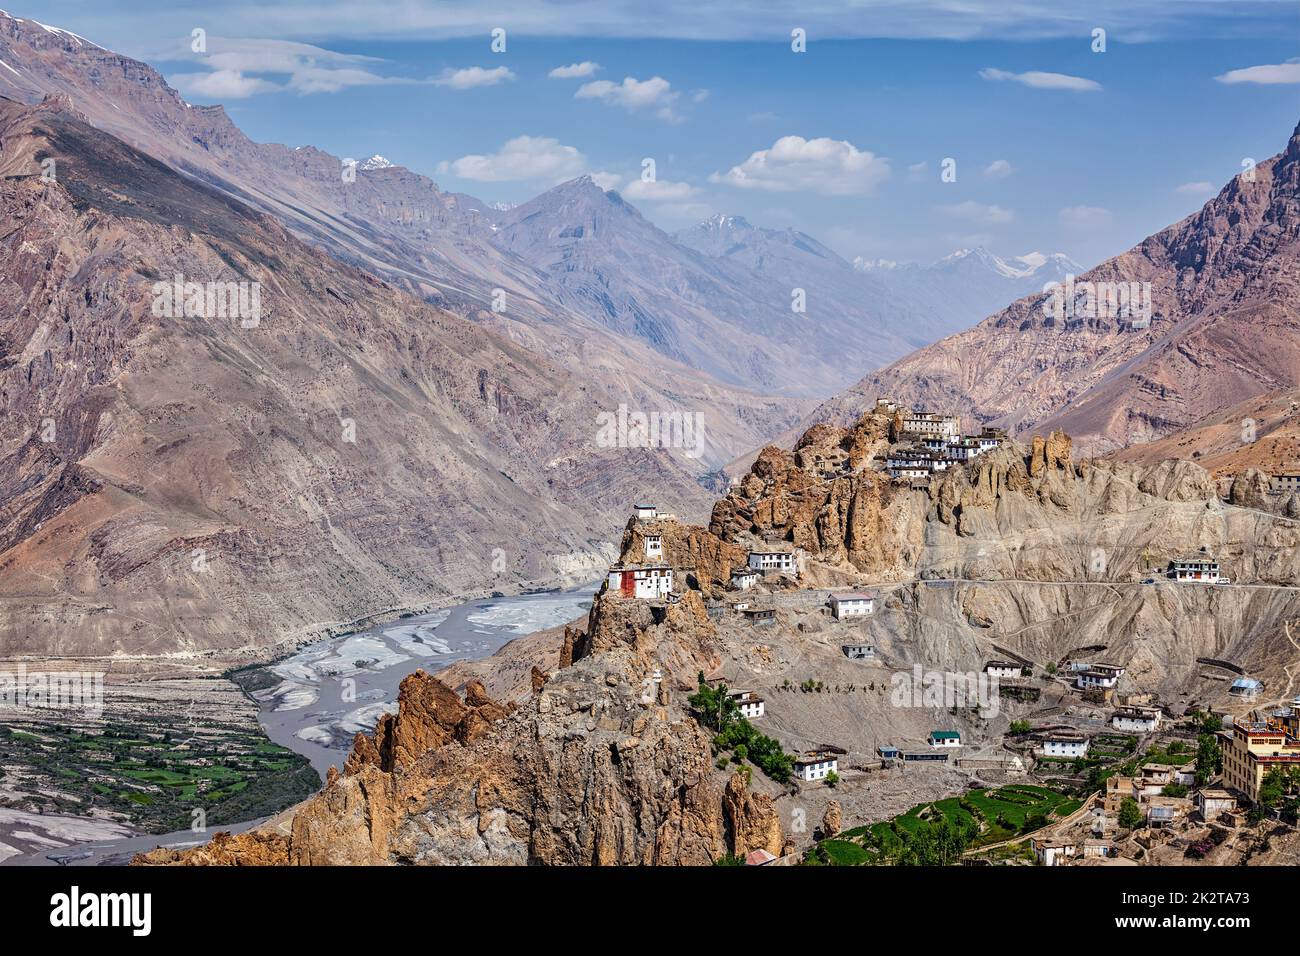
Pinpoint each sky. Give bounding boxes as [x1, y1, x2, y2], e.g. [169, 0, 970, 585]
[23, 1, 1300, 268]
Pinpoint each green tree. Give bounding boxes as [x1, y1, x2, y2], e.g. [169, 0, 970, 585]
[825, 770, 839, 788]
[1195, 733, 1222, 786]
[1009, 719, 1031, 735]
[1118, 797, 1142, 830]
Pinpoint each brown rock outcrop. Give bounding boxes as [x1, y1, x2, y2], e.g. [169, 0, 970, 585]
[723, 773, 784, 858]
[822, 800, 842, 838]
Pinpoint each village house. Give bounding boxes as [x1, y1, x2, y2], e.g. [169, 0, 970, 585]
[1195, 788, 1237, 821]
[605, 564, 673, 600]
[944, 437, 983, 462]
[1172, 554, 1221, 583]
[842, 643, 875, 660]
[885, 447, 934, 479]
[730, 567, 760, 591]
[633, 503, 658, 521]
[983, 660, 1023, 680]
[728, 690, 765, 720]
[928, 730, 961, 748]
[1145, 797, 1190, 827]
[875, 396, 902, 414]
[1081, 839, 1117, 860]
[1220, 710, 1300, 804]
[1111, 705, 1162, 733]
[1077, 663, 1125, 691]
[793, 752, 838, 782]
[1031, 838, 1076, 867]
[1229, 677, 1263, 698]
[1270, 473, 1300, 495]
[829, 592, 875, 619]
[741, 606, 776, 627]
[1104, 775, 1140, 812]
[902, 750, 950, 762]
[977, 426, 1007, 451]
[1038, 732, 1090, 759]
[744, 848, 777, 866]
[643, 534, 663, 559]
[878, 745, 900, 760]
[747, 550, 797, 574]
[901, 411, 960, 438]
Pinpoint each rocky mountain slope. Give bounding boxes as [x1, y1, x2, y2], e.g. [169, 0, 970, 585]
[1109, 388, 1300, 481]
[0, 12, 806, 469]
[0, 94, 713, 660]
[147, 407, 1300, 865]
[816, 121, 1300, 457]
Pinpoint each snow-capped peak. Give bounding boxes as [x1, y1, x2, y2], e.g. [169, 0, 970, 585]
[358, 155, 394, 171]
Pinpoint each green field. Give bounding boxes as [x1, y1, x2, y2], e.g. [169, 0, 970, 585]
[806, 783, 1081, 865]
[0, 718, 321, 834]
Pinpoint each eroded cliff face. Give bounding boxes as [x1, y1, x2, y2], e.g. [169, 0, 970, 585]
[137, 590, 783, 866]
[670, 412, 1300, 589]
[142, 413, 1300, 866]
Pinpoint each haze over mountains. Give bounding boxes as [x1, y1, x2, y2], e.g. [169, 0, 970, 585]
[0, 12, 1066, 415]
[852, 247, 1081, 340]
[817, 121, 1300, 457]
[0, 93, 724, 658]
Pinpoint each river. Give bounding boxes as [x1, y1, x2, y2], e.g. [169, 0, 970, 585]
[2, 584, 596, 866]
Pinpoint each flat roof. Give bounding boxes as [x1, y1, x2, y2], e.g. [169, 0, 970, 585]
[831, 592, 876, 601]
[793, 752, 838, 766]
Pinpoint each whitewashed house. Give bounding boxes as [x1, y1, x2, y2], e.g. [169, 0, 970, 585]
[633, 503, 658, 521]
[928, 730, 961, 748]
[730, 567, 760, 591]
[1270, 474, 1300, 495]
[1111, 706, 1161, 733]
[901, 412, 960, 438]
[793, 752, 838, 782]
[606, 565, 673, 600]
[1032, 839, 1076, 867]
[829, 592, 875, 619]
[1173, 555, 1220, 583]
[984, 661, 1023, 680]
[1077, 663, 1125, 691]
[728, 690, 765, 720]
[747, 550, 796, 574]
[643, 534, 663, 559]
[1039, 733, 1090, 759]
[842, 643, 875, 660]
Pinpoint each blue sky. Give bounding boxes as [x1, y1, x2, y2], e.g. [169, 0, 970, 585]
[25, 1, 1300, 267]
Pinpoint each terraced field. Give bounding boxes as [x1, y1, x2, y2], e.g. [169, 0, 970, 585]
[809, 784, 1082, 865]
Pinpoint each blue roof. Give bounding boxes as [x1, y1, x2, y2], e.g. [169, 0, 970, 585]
[1231, 678, 1262, 688]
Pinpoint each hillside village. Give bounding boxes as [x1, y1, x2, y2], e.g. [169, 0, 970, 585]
[595, 399, 1300, 865]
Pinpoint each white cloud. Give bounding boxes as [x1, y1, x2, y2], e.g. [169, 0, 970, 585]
[165, 37, 421, 97]
[549, 61, 601, 78]
[1215, 60, 1300, 85]
[438, 135, 587, 182]
[622, 178, 699, 201]
[1059, 205, 1114, 228]
[938, 200, 1014, 224]
[1175, 181, 1214, 195]
[589, 170, 622, 190]
[171, 69, 280, 99]
[983, 159, 1014, 179]
[906, 161, 929, 182]
[576, 75, 680, 120]
[978, 67, 1101, 91]
[710, 135, 890, 196]
[434, 66, 515, 89]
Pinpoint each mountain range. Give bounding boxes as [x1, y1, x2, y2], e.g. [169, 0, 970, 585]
[853, 246, 1081, 337]
[816, 121, 1300, 457]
